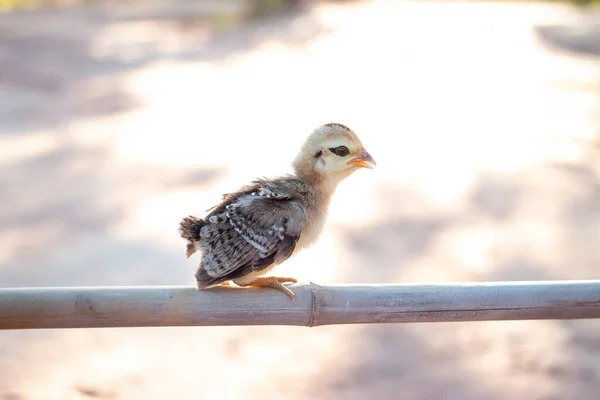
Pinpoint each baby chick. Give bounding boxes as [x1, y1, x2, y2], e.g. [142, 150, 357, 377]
[179, 123, 376, 301]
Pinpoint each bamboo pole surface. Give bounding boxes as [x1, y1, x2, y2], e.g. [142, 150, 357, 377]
[1, 281, 600, 330]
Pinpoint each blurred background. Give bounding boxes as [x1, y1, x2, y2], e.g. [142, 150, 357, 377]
[1, 0, 600, 398]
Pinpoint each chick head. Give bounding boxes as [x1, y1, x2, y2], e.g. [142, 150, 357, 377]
[292, 123, 376, 185]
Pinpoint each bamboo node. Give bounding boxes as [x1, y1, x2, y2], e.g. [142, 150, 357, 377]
[306, 282, 319, 327]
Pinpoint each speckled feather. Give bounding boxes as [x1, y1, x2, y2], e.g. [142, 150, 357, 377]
[180, 176, 324, 288]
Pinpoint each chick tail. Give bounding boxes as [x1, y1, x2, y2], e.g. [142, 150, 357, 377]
[179, 215, 205, 258]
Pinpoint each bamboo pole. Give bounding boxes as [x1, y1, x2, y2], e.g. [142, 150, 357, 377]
[1, 281, 600, 330]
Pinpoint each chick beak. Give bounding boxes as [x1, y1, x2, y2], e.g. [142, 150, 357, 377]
[349, 149, 377, 169]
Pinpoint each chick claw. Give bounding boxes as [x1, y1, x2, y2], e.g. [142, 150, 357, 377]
[247, 276, 298, 301]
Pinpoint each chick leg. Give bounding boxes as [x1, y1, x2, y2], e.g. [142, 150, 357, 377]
[241, 276, 298, 301]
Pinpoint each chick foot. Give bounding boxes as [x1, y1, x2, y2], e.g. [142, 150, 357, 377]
[244, 276, 298, 301]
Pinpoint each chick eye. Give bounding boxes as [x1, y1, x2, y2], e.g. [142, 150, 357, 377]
[329, 146, 350, 157]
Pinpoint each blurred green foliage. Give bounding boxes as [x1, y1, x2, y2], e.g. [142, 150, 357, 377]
[249, 0, 287, 17]
[247, 0, 357, 18]
[0, 0, 42, 10]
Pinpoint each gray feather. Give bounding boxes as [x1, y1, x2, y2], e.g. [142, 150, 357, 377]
[192, 178, 307, 288]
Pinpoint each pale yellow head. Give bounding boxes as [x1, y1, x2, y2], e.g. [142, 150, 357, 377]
[292, 123, 376, 186]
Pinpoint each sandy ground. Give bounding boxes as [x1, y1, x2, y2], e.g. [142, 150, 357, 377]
[1, 0, 600, 399]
